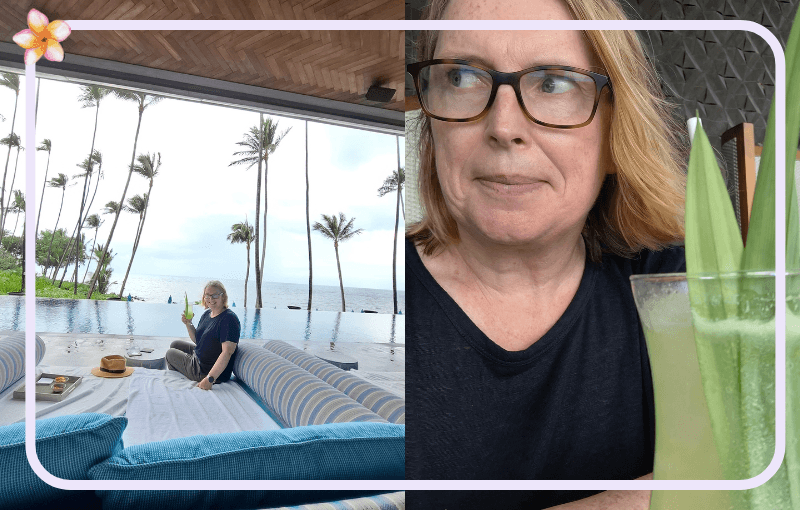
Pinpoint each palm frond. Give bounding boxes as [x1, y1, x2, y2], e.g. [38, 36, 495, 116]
[36, 139, 52, 152]
[77, 85, 111, 109]
[103, 201, 120, 215]
[48, 173, 68, 189]
[0, 72, 20, 94]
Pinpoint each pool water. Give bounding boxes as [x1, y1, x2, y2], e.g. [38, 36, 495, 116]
[0, 297, 404, 344]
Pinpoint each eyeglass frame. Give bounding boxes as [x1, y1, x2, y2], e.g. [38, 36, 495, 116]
[407, 59, 613, 129]
[204, 291, 223, 300]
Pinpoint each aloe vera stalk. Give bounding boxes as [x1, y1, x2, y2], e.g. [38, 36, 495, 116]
[742, 7, 800, 271]
[184, 292, 194, 321]
[684, 122, 743, 319]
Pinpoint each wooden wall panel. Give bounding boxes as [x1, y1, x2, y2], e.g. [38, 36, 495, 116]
[1, 0, 403, 112]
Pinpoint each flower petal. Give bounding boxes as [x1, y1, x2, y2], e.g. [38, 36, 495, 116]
[24, 46, 45, 65]
[47, 20, 71, 42]
[12, 29, 39, 49]
[43, 39, 64, 62]
[27, 9, 49, 35]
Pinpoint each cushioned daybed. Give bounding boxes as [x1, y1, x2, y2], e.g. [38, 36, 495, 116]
[0, 331, 405, 510]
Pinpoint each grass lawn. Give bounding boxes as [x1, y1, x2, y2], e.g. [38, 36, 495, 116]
[0, 269, 117, 300]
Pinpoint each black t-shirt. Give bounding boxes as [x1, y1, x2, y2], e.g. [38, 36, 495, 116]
[405, 238, 685, 509]
[194, 308, 241, 383]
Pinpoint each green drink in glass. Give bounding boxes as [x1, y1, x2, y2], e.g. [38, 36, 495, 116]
[631, 271, 800, 509]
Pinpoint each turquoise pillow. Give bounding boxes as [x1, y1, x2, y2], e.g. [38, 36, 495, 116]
[0, 413, 126, 509]
[89, 422, 405, 481]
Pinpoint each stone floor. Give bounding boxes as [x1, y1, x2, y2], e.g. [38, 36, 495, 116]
[36, 332, 405, 395]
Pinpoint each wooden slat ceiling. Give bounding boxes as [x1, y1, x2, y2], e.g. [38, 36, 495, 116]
[0, 0, 404, 112]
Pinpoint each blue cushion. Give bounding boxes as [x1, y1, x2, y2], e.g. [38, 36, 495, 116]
[0, 331, 46, 394]
[89, 422, 405, 480]
[265, 340, 405, 424]
[233, 343, 387, 427]
[0, 413, 126, 509]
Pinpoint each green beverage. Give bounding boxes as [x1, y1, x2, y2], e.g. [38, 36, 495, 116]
[633, 275, 731, 510]
[632, 272, 800, 509]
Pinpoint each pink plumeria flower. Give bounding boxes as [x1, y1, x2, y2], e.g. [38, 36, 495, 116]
[12, 9, 71, 65]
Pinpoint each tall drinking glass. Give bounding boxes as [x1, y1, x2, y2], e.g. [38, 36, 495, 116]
[630, 271, 800, 510]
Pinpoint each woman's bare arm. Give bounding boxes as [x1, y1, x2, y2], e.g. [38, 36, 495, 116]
[547, 474, 652, 510]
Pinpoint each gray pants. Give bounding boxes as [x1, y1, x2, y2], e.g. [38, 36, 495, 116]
[165, 340, 206, 382]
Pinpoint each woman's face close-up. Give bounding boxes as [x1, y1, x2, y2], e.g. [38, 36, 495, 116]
[432, 0, 613, 248]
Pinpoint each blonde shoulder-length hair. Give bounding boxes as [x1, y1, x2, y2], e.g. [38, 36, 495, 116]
[407, 0, 688, 262]
[202, 280, 229, 309]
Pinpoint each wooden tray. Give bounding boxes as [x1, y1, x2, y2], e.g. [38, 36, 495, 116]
[12, 373, 82, 402]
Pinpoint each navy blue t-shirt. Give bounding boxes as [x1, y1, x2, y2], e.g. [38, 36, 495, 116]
[405, 238, 686, 509]
[194, 308, 240, 383]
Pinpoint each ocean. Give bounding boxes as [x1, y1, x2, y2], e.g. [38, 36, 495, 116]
[108, 274, 405, 314]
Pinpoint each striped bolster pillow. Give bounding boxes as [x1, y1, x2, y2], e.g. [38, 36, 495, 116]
[233, 343, 386, 428]
[0, 331, 46, 394]
[265, 340, 405, 425]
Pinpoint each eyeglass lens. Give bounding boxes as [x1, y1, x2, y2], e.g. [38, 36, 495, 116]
[418, 63, 599, 125]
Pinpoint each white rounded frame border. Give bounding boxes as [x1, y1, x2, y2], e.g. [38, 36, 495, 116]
[23, 18, 787, 492]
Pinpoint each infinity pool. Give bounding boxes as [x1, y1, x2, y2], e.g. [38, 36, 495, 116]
[0, 297, 404, 344]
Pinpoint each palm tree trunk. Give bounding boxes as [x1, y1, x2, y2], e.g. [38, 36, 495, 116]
[19, 223, 25, 293]
[0, 91, 18, 244]
[119, 181, 153, 297]
[58, 233, 83, 288]
[52, 218, 80, 281]
[82, 226, 99, 283]
[36, 149, 51, 233]
[75, 103, 101, 295]
[45, 191, 65, 278]
[253, 112, 263, 309]
[12, 208, 19, 237]
[305, 121, 312, 311]
[118, 213, 144, 298]
[80, 168, 103, 283]
[2, 147, 21, 234]
[244, 243, 250, 308]
[88, 107, 144, 299]
[392, 137, 401, 314]
[334, 241, 345, 312]
[260, 157, 268, 284]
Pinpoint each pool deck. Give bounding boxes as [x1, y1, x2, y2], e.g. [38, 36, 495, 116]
[36, 332, 405, 397]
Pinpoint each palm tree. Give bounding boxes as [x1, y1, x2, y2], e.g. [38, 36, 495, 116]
[8, 189, 25, 237]
[50, 150, 102, 284]
[81, 213, 103, 283]
[305, 121, 312, 311]
[230, 115, 291, 308]
[91, 243, 116, 295]
[227, 219, 254, 308]
[377, 139, 405, 315]
[35, 138, 52, 233]
[0, 72, 20, 245]
[0, 133, 22, 235]
[117, 152, 160, 298]
[43, 173, 68, 279]
[73, 85, 111, 295]
[14, 192, 25, 293]
[88, 90, 163, 299]
[117, 193, 147, 298]
[312, 213, 363, 312]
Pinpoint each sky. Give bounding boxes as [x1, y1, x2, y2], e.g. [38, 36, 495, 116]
[0, 74, 405, 291]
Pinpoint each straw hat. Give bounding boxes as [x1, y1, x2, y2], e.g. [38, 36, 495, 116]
[91, 355, 135, 378]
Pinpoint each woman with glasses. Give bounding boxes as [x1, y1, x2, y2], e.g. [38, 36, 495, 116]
[167, 280, 241, 391]
[406, 0, 686, 507]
